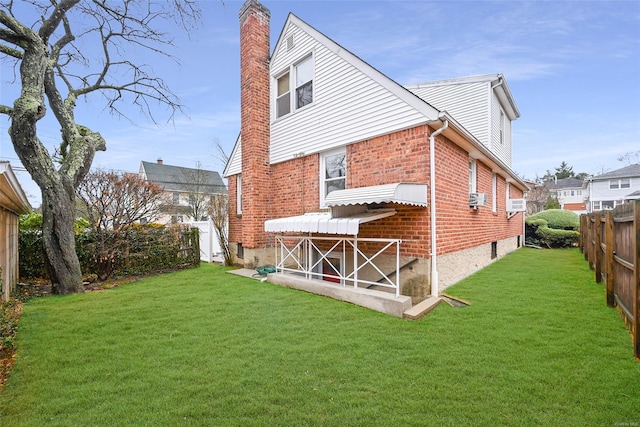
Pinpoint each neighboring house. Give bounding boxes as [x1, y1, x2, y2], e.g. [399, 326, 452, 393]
[585, 164, 640, 212]
[139, 159, 227, 224]
[0, 162, 31, 302]
[545, 177, 587, 214]
[224, 1, 527, 311]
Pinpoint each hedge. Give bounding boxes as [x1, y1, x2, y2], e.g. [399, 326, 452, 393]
[19, 222, 200, 280]
[525, 209, 580, 248]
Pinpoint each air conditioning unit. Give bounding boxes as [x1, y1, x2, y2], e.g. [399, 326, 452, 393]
[469, 192, 488, 208]
[507, 198, 527, 212]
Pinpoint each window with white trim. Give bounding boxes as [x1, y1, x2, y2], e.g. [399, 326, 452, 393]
[492, 173, 497, 212]
[499, 110, 505, 145]
[469, 158, 477, 193]
[321, 149, 346, 206]
[274, 54, 314, 119]
[295, 56, 313, 109]
[592, 201, 601, 211]
[276, 72, 291, 118]
[236, 174, 242, 215]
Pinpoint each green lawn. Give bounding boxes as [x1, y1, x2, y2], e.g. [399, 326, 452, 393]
[1, 248, 638, 426]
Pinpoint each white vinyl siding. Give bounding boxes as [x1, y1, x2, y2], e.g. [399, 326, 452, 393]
[409, 81, 489, 147]
[223, 135, 242, 177]
[270, 22, 431, 165]
[490, 91, 511, 167]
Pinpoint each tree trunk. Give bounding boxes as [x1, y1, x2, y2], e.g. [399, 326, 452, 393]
[41, 182, 84, 294]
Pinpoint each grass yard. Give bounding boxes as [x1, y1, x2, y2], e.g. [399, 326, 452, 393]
[1, 248, 638, 426]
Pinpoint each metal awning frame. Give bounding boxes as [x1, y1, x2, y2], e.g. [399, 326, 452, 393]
[274, 234, 402, 297]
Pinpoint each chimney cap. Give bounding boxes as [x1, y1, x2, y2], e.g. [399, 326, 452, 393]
[239, 0, 270, 22]
[157, 158, 163, 165]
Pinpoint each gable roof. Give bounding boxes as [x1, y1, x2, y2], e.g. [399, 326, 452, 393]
[226, 9, 528, 191]
[545, 177, 585, 190]
[0, 162, 31, 215]
[405, 74, 520, 121]
[590, 164, 640, 180]
[140, 161, 227, 194]
[273, 13, 442, 122]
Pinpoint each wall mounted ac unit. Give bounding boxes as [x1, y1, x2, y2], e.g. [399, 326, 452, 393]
[507, 198, 527, 212]
[469, 192, 488, 207]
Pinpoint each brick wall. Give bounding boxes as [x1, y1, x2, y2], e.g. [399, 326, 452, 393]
[235, 123, 523, 260]
[239, 0, 271, 248]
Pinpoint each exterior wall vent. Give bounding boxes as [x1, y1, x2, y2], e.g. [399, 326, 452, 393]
[286, 35, 294, 51]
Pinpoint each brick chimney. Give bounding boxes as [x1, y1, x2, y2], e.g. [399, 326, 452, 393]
[157, 158, 163, 165]
[239, 0, 271, 249]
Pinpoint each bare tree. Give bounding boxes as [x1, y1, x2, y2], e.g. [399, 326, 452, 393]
[0, 0, 200, 293]
[183, 161, 216, 222]
[617, 151, 640, 166]
[77, 169, 165, 279]
[208, 193, 232, 266]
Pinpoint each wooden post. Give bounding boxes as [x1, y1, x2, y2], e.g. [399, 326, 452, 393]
[595, 214, 603, 283]
[605, 212, 615, 308]
[633, 200, 639, 360]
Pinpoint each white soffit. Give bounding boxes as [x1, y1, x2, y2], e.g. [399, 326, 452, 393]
[325, 183, 428, 207]
[264, 209, 396, 235]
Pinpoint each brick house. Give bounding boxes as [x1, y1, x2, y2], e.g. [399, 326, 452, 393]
[224, 0, 527, 314]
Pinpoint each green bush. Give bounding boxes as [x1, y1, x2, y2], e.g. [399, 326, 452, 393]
[19, 217, 199, 280]
[535, 227, 580, 248]
[525, 209, 580, 248]
[527, 209, 580, 230]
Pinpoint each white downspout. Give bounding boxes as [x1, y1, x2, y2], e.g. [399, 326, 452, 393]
[429, 118, 448, 297]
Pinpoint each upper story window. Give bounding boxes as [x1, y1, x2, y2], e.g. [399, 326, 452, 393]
[173, 192, 180, 204]
[469, 158, 477, 193]
[609, 178, 630, 189]
[499, 110, 505, 145]
[276, 73, 291, 118]
[295, 56, 313, 108]
[274, 54, 314, 119]
[321, 149, 346, 206]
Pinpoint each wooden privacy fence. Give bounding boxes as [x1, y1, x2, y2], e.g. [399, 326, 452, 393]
[580, 200, 640, 360]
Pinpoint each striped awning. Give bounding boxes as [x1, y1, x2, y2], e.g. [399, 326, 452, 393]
[264, 209, 396, 235]
[324, 183, 428, 207]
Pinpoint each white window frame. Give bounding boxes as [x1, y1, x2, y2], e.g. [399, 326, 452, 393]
[275, 71, 291, 119]
[592, 201, 601, 211]
[505, 182, 510, 206]
[272, 53, 314, 121]
[499, 109, 505, 145]
[492, 173, 497, 212]
[236, 174, 242, 215]
[320, 148, 346, 207]
[620, 178, 631, 189]
[469, 158, 477, 193]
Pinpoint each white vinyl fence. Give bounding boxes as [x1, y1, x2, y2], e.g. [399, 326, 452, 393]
[189, 220, 223, 263]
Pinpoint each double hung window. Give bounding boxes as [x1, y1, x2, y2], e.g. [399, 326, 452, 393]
[275, 55, 314, 119]
[321, 149, 346, 206]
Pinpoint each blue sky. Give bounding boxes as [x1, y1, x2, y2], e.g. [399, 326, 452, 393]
[1, 0, 639, 207]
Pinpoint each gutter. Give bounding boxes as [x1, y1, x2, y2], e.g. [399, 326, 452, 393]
[428, 118, 448, 298]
